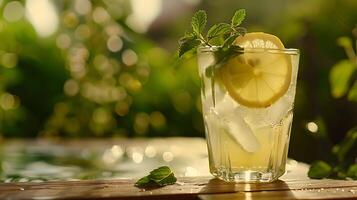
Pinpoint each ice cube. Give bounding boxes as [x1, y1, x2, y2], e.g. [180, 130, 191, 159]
[236, 106, 269, 128]
[268, 97, 292, 125]
[210, 94, 261, 153]
[222, 110, 261, 153]
[201, 83, 226, 112]
[236, 96, 293, 128]
[197, 51, 215, 75]
[215, 94, 236, 114]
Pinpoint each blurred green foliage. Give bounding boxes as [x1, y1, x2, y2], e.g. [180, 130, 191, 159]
[0, 0, 202, 138]
[309, 34, 356, 179]
[0, 0, 356, 165]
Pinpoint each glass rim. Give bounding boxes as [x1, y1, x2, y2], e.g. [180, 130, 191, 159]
[197, 45, 300, 55]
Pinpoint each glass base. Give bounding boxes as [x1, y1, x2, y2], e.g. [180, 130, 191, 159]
[212, 167, 285, 183]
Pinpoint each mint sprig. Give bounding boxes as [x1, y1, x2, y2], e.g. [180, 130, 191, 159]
[191, 10, 207, 36]
[231, 9, 246, 27]
[207, 23, 231, 41]
[135, 166, 177, 187]
[178, 9, 246, 107]
[178, 9, 246, 58]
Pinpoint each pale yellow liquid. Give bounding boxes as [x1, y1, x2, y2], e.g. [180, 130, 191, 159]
[205, 111, 292, 182]
[199, 48, 299, 182]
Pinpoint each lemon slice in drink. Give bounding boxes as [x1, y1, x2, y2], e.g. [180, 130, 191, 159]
[219, 32, 292, 108]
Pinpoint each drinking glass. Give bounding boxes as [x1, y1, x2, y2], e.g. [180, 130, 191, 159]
[198, 46, 299, 182]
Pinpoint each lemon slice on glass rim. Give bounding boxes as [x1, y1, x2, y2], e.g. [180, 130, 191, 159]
[219, 32, 292, 108]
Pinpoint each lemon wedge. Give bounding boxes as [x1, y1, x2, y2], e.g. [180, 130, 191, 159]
[219, 32, 292, 108]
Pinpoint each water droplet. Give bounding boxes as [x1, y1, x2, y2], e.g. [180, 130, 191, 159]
[176, 181, 185, 186]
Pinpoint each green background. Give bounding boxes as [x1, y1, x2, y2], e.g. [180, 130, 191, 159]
[0, 0, 356, 164]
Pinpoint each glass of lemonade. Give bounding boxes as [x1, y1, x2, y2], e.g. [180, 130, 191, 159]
[198, 33, 299, 182]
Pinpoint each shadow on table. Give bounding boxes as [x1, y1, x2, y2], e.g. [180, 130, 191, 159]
[199, 178, 297, 200]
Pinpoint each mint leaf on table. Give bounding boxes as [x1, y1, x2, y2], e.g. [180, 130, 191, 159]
[149, 166, 177, 186]
[231, 9, 246, 27]
[308, 161, 332, 179]
[135, 176, 151, 187]
[135, 166, 177, 187]
[191, 10, 207, 35]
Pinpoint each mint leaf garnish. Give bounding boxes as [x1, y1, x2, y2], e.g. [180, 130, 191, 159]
[135, 166, 177, 187]
[178, 9, 247, 108]
[207, 23, 231, 41]
[231, 9, 246, 27]
[178, 9, 247, 59]
[178, 35, 200, 57]
[191, 10, 207, 35]
[222, 33, 241, 49]
[308, 161, 332, 179]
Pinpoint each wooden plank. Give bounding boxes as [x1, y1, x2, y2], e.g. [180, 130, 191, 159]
[1, 177, 356, 200]
[199, 187, 357, 200]
[1, 139, 356, 200]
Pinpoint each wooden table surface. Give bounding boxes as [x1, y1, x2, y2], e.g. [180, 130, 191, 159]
[0, 138, 356, 200]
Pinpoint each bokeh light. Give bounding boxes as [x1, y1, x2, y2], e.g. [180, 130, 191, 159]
[1, 53, 17, 68]
[25, 0, 59, 37]
[56, 34, 72, 49]
[74, 0, 92, 15]
[121, 49, 138, 66]
[126, 0, 162, 33]
[107, 36, 123, 52]
[92, 7, 110, 24]
[0, 93, 16, 110]
[3, 1, 24, 22]
[306, 122, 319, 133]
[144, 145, 157, 158]
[134, 112, 150, 134]
[150, 111, 166, 129]
[162, 151, 174, 162]
[64, 79, 80, 96]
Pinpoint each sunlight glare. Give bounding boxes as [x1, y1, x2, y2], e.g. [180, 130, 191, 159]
[126, 0, 162, 33]
[26, 0, 59, 37]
